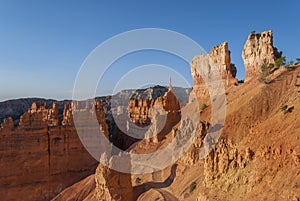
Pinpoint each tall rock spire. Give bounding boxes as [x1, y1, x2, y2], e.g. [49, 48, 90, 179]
[190, 41, 238, 98]
[169, 76, 173, 91]
[242, 30, 282, 82]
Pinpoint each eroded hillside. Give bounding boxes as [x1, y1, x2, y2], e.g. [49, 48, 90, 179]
[53, 30, 299, 201]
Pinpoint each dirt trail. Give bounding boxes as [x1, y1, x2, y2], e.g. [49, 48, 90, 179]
[157, 189, 179, 201]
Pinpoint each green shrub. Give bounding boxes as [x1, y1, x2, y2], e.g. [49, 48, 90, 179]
[189, 181, 196, 193]
[260, 59, 275, 82]
[275, 56, 286, 68]
[201, 104, 208, 110]
[261, 59, 269, 74]
[281, 105, 288, 112]
[135, 177, 142, 184]
[261, 59, 275, 74]
[260, 59, 280, 82]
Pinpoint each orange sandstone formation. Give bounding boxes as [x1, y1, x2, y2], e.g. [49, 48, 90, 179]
[0, 100, 109, 201]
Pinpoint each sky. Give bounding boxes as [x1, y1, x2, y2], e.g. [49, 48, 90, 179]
[0, 0, 299, 101]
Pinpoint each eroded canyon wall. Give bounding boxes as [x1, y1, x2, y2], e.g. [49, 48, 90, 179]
[0, 100, 109, 201]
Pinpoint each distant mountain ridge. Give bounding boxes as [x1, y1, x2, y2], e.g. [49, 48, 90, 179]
[0, 86, 191, 125]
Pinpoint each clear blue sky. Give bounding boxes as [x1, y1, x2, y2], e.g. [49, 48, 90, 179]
[1, 0, 299, 101]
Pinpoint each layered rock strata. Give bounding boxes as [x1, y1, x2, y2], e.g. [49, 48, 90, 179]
[0, 100, 109, 201]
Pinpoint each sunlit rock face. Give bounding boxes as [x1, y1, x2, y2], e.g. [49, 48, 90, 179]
[242, 30, 282, 81]
[95, 154, 133, 201]
[190, 41, 238, 99]
[0, 100, 109, 201]
[209, 41, 238, 86]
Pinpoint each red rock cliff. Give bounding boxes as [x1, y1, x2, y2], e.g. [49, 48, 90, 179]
[0, 100, 109, 201]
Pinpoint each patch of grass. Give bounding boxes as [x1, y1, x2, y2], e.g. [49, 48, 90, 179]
[189, 181, 196, 193]
[135, 177, 142, 184]
[281, 105, 288, 112]
[275, 56, 286, 68]
[281, 105, 295, 114]
[201, 104, 208, 110]
[260, 59, 275, 82]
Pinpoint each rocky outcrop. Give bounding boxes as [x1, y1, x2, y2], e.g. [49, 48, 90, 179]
[0, 117, 14, 131]
[191, 41, 238, 98]
[0, 100, 109, 201]
[0, 98, 67, 126]
[242, 30, 282, 81]
[18, 102, 59, 128]
[209, 42, 238, 86]
[128, 99, 153, 126]
[95, 154, 133, 201]
[128, 88, 180, 124]
[178, 121, 209, 166]
[203, 139, 253, 187]
[128, 87, 181, 143]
